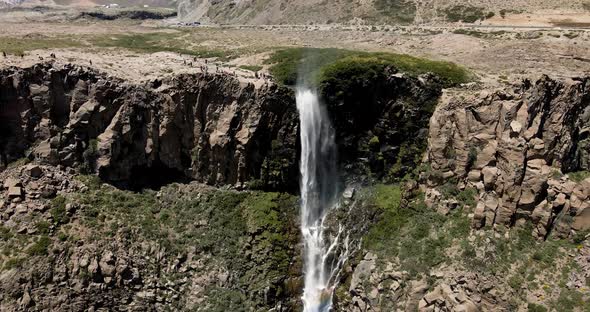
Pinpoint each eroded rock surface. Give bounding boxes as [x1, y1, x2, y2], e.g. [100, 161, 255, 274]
[426, 76, 590, 238]
[0, 63, 299, 190]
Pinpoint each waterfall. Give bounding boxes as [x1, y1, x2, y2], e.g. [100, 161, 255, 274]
[297, 88, 348, 312]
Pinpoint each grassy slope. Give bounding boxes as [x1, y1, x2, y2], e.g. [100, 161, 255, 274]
[341, 183, 590, 311]
[0, 176, 301, 310]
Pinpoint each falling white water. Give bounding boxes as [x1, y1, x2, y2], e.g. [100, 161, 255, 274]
[297, 88, 349, 312]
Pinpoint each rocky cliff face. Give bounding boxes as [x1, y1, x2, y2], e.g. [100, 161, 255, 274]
[0, 62, 446, 311]
[5, 63, 588, 311]
[0, 63, 442, 191]
[0, 63, 299, 190]
[425, 76, 590, 238]
[332, 76, 590, 312]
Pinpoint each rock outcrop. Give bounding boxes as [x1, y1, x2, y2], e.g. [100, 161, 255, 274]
[0, 63, 299, 190]
[426, 76, 590, 238]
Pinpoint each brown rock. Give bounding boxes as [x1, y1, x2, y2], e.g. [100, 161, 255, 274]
[7, 186, 23, 198]
[427, 75, 590, 234]
[3, 177, 21, 189]
[467, 170, 481, 182]
[481, 167, 498, 190]
[573, 207, 590, 231]
[26, 165, 43, 178]
[554, 193, 567, 209]
[473, 201, 486, 229]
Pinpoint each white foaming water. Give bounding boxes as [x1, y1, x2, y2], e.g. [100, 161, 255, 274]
[297, 88, 349, 312]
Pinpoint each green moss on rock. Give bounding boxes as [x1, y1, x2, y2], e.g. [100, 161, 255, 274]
[265, 47, 471, 88]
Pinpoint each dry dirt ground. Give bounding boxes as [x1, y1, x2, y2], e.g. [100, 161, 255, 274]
[0, 8, 589, 88]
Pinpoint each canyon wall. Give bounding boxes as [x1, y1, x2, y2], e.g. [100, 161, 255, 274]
[426, 76, 590, 238]
[0, 63, 299, 190]
[0, 63, 442, 191]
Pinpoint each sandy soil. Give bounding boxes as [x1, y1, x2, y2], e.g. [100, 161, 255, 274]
[0, 49, 271, 87]
[483, 12, 590, 27]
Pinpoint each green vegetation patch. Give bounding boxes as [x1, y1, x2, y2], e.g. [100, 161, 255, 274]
[26, 235, 51, 256]
[363, 185, 470, 276]
[67, 180, 299, 309]
[444, 5, 493, 23]
[90, 33, 236, 60]
[265, 47, 470, 87]
[568, 170, 590, 183]
[50, 195, 69, 225]
[79, 7, 177, 20]
[551, 289, 590, 312]
[359, 183, 588, 309]
[0, 36, 82, 56]
[452, 29, 507, 38]
[373, 0, 416, 24]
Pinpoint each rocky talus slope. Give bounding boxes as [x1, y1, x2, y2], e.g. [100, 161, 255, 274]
[0, 164, 302, 311]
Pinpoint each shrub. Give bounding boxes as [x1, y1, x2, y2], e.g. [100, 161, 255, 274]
[57, 231, 68, 242]
[466, 146, 478, 171]
[568, 170, 590, 182]
[374, 0, 416, 24]
[3, 257, 25, 270]
[573, 230, 589, 244]
[0, 225, 13, 240]
[509, 275, 523, 290]
[369, 136, 381, 150]
[35, 221, 51, 235]
[551, 289, 586, 312]
[82, 139, 99, 173]
[440, 179, 460, 198]
[456, 187, 477, 207]
[527, 303, 548, 312]
[51, 196, 69, 225]
[26, 236, 51, 256]
[444, 5, 487, 23]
